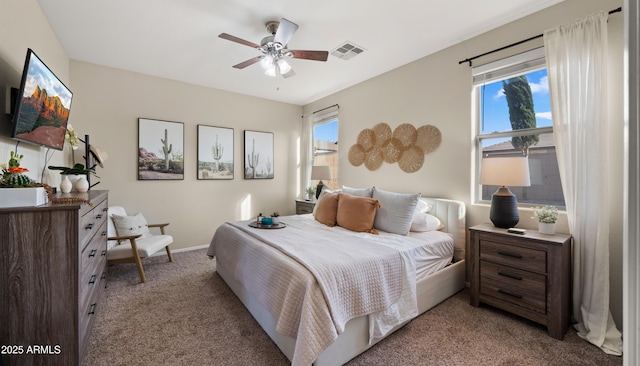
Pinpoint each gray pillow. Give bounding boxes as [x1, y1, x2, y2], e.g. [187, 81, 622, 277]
[372, 188, 420, 235]
[341, 185, 374, 197]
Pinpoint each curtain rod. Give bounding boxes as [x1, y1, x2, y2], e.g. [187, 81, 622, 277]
[458, 6, 622, 66]
[313, 104, 339, 114]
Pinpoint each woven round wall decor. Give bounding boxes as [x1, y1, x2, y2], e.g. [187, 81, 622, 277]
[364, 146, 383, 171]
[348, 144, 366, 166]
[382, 138, 403, 163]
[357, 129, 376, 151]
[349, 122, 442, 173]
[415, 125, 442, 154]
[392, 123, 417, 150]
[398, 146, 425, 173]
[372, 123, 392, 147]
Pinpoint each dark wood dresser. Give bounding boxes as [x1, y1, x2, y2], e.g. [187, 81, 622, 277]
[469, 223, 572, 339]
[0, 190, 108, 365]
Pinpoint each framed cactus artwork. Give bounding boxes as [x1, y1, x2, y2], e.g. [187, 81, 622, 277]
[244, 130, 274, 179]
[197, 125, 234, 180]
[138, 118, 184, 180]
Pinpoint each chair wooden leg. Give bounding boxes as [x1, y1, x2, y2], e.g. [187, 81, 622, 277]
[130, 239, 147, 283]
[165, 246, 173, 262]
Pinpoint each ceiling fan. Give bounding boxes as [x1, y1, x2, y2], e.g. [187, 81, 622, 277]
[219, 18, 329, 78]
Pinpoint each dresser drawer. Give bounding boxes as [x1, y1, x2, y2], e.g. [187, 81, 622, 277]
[78, 278, 102, 359]
[80, 220, 107, 312]
[480, 260, 546, 313]
[480, 240, 546, 273]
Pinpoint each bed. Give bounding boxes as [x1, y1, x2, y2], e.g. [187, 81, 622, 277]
[208, 194, 466, 365]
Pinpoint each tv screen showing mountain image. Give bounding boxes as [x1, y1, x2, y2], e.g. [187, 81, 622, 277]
[11, 48, 73, 151]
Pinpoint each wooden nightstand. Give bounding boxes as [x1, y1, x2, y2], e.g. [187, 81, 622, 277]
[469, 223, 572, 339]
[295, 199, 315, 214]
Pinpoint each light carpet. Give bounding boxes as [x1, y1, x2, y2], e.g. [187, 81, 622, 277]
[84, 248, 622, 366]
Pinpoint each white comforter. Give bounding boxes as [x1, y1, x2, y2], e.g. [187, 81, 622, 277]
[208, 215, 453, 365]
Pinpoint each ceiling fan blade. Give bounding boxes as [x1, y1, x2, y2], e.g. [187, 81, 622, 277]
[282, 69, 296, 78]
[289, 50, 329, 62]
[273, 18, 298, 46]
[219, 33, 260, 49]
[232, 56, 262, 69]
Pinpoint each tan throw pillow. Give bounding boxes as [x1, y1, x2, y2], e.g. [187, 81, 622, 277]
[314, 192, 340, 227]
[336, 193, 381, 234]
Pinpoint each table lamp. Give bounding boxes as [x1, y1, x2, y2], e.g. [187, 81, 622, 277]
[311, 165, 331, 199]
[481, 157, 531, 228]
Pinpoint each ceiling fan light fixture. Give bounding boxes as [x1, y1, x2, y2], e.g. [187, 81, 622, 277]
[277, 59, 292, 74]
[260, 55, 274, 69]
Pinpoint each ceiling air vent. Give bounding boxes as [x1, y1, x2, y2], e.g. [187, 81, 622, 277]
[330, 42, 366, 60]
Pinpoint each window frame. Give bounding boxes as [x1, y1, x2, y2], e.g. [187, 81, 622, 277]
[311, 111, 339, 189]
[472, 48, 564, 208]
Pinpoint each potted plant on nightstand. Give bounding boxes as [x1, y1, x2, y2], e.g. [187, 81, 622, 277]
[305, 186, 316, 201]
[532, 205, 559, 235]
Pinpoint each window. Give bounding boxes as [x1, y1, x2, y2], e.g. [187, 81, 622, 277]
[312, 112, 338, 190]
[474, 48, 565, 207]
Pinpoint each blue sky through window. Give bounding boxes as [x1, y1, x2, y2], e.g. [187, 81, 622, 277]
[480, 69, 552, 137]
[314, 120, 338, 143]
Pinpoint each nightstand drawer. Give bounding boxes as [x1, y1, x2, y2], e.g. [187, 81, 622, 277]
[480, 260, 546, 313]
[480, 240, 546, 273]
[296, 200, 315, 214]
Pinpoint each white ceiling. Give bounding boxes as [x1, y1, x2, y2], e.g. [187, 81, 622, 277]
[38, 0, 564, 106]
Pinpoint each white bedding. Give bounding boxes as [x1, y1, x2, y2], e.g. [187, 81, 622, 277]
[209, 213, 454, 365]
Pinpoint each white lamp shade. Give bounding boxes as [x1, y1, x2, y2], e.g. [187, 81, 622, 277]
[481, 157, 531, 187]
[311, 165, 331, 180]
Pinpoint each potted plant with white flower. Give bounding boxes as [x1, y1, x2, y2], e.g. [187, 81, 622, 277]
[532, 205, 559, 235]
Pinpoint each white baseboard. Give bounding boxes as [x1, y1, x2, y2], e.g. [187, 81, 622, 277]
[150, 244, 209, 256]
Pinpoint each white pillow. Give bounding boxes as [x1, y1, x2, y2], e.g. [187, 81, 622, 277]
[341, 185, 374, 197]
[372, 188, 420, 235]
[410, 212, 444, 232]
[111, 213, 152, 243]
[415, 199, 429, 213]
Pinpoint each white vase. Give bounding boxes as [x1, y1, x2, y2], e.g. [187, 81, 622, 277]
[272, 217, 280, 225]
[60, 175, 72, 193]
[75, 176, 89, 193]
[538, 222, 556, 235]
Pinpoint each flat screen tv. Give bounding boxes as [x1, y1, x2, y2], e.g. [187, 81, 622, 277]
[10, 48, 73, 150]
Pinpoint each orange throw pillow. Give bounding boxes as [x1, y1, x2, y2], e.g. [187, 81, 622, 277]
[314, 192, 340, 226]
[336, 193, 381, 234]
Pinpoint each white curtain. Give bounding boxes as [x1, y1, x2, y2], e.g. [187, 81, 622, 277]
[300, 114, 313, 199]
[544, 11, 622, 355]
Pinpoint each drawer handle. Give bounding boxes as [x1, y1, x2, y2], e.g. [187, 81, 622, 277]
[497, 249, 523, 259]
[498, 270, 523, 281]
[101, 231, 108, 237]
[101, 272, 107, 279]
[498, 288, 523, 299]
[85, 223, 94, 230]
[88, 303, 97, 315]
[89, 249, 97, 258]
[103, 207, 108, 212]
[96, 214, 103, 219]
[89, 274, 97, 284]
[101, 250, 107, 257]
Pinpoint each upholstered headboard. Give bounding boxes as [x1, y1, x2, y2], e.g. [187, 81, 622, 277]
[419, 197, 466, 262]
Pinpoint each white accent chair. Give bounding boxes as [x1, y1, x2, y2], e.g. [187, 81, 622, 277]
[106, 206, 174, 283]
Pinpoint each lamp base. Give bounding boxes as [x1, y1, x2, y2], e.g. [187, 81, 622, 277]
[316, 181, 325, 199]
[489, 186, 520, 229]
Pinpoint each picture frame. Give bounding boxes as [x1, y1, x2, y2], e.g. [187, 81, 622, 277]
[138, 118, 184, 180]
[197, 125, 234, 180]
[244, 130, 274, 179]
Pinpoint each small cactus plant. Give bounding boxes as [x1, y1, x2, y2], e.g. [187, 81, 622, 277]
[1, 151, 36, 188]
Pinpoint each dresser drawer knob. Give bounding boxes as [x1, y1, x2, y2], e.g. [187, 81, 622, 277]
[89, 274, 97, 284]
[497, 249, 523, 259]
[89, 249, 97, 258]
[85, 223, 94, 230]
[101, 250, 106, 256]
[498, 270, 523, 281]
[498, 288, 523, 299]
[101, 272, 107, 279]
[96, 214, 103, 219]
[88, 303, 97, 315]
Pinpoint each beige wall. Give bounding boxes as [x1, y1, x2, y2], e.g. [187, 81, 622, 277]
[0, 0, 625, 329]
[69, 61, 302, 249]
[303, 0, 624, 326]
